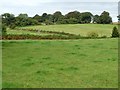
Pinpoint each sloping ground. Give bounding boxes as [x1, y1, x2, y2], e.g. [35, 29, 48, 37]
[19, 24, 117, 37]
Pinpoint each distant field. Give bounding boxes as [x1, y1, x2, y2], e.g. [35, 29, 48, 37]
[2, 39, 118, 88]
[18, 24, 117, 37]
[6, 29, 52, 36]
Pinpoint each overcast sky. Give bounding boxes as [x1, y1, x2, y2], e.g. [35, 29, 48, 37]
[0, 0, 119, 22]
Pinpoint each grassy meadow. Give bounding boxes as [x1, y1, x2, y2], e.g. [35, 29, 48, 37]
[19, 24, 117, 37]
[7, 24, 117, 37]
[2, 38, 118, 88]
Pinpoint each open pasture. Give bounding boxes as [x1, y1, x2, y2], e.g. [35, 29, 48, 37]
[2, 38, 118, 88]
[19, 24, 117, 37]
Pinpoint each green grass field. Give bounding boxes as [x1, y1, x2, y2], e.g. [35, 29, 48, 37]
[6, 29, 53, 36]
[2, 39, 118, 88]
[18, 24, 117, 37]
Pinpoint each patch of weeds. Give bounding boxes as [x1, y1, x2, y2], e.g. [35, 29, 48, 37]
[87, 31, 98, 38]
[91, 45, 98, 48]
[79, 53, 87, 56]
[8, 41, 17, 44]
[107, 58, 116, 61]
[77, 47, 81, 49]
[2, 47, 5, 49]
[47, 62, 63, 66]
[60, 66, 79, 71]
[93, 61, 102, 63]
[42, 57, 51, 60]
[110, 48, 118, 50]
[107, 58, 111, 61]
[74, 45, 79, 47]
[24, 41, 33, 44]
[22, 62, 34, 66]
[69, 66, 79, 70]
[25, 57, 33, 61]
[36, 70, 49, 75]
[68, 52, 76, 55]
[39, 61, 43, 63]
[59, 68, 64, 70]
[111, 58, 116, 61]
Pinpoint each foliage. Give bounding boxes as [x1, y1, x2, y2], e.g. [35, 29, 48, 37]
[40, 13, 48, 22]
[99, 11, 112, 24]
[2, 24, 7, 36]
[9, 24, 16, 29]
[1, 11, 113, 27]
[93, 11, 112, 24]
[2, 13, 16, 27]
[87, 32, 99, 38]
[33, 14, 41, 23]
[101, 35, 107, 38]
[93, 15, 100, 23]
[112, 26, 119, 37]
[67, 18, 78, 24]
[53, 11, 63, 23]
[80, 12, 93, 23]
[117, 15, 120, 22]
[44, 20, 53, 25]
[15, 14, 39, 26]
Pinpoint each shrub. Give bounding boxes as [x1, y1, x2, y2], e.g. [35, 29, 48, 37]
[101, 35, 107, 38]
[45, 20, 53, 25]
[87, 32, 99, 38]
[112, 26, 119, 37]
[1, 25, 7, 36]
[9, 24, 16, 29]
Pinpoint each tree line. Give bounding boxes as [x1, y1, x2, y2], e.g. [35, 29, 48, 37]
[1, 11, 113, 28]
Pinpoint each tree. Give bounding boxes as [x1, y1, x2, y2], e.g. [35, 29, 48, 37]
[2, 13, 16, 26]
[65, 11, 80, 19]
[53, 11, 63, 23]
[2, 24, 7, 36]
[9, 24, 16, 29]
[117, 15, 120, 22]
[18, 13, 28, 18]
[15, 13, 39, 26]
[67, 18, 78, 24]
[47, 14, 54, 23]
[93, 15, 100, 23]
[80, 12, 93, 23]
[112, 26, 119, 37]
[33, 14, 41, 23]
[99, 11, 112, 24]
[65, 11, 80, 23]
[27, 17, 39, 25]
[40, 13, 48, 22]
[15, 13, 28, 26]
[44, 19, 53, 25]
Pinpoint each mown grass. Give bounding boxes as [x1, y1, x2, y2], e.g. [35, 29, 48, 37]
[19, 24, 117, 37]
[2, 38, 118, 88]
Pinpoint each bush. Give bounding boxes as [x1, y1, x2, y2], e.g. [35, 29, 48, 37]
[87, 32, 99, 38]
[101, 35, 107, 38]
[112, 26, 119, 37]
[1, 25, 7, 36]
[9, 24, 16, 29]
[45, 20, 53, 25]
